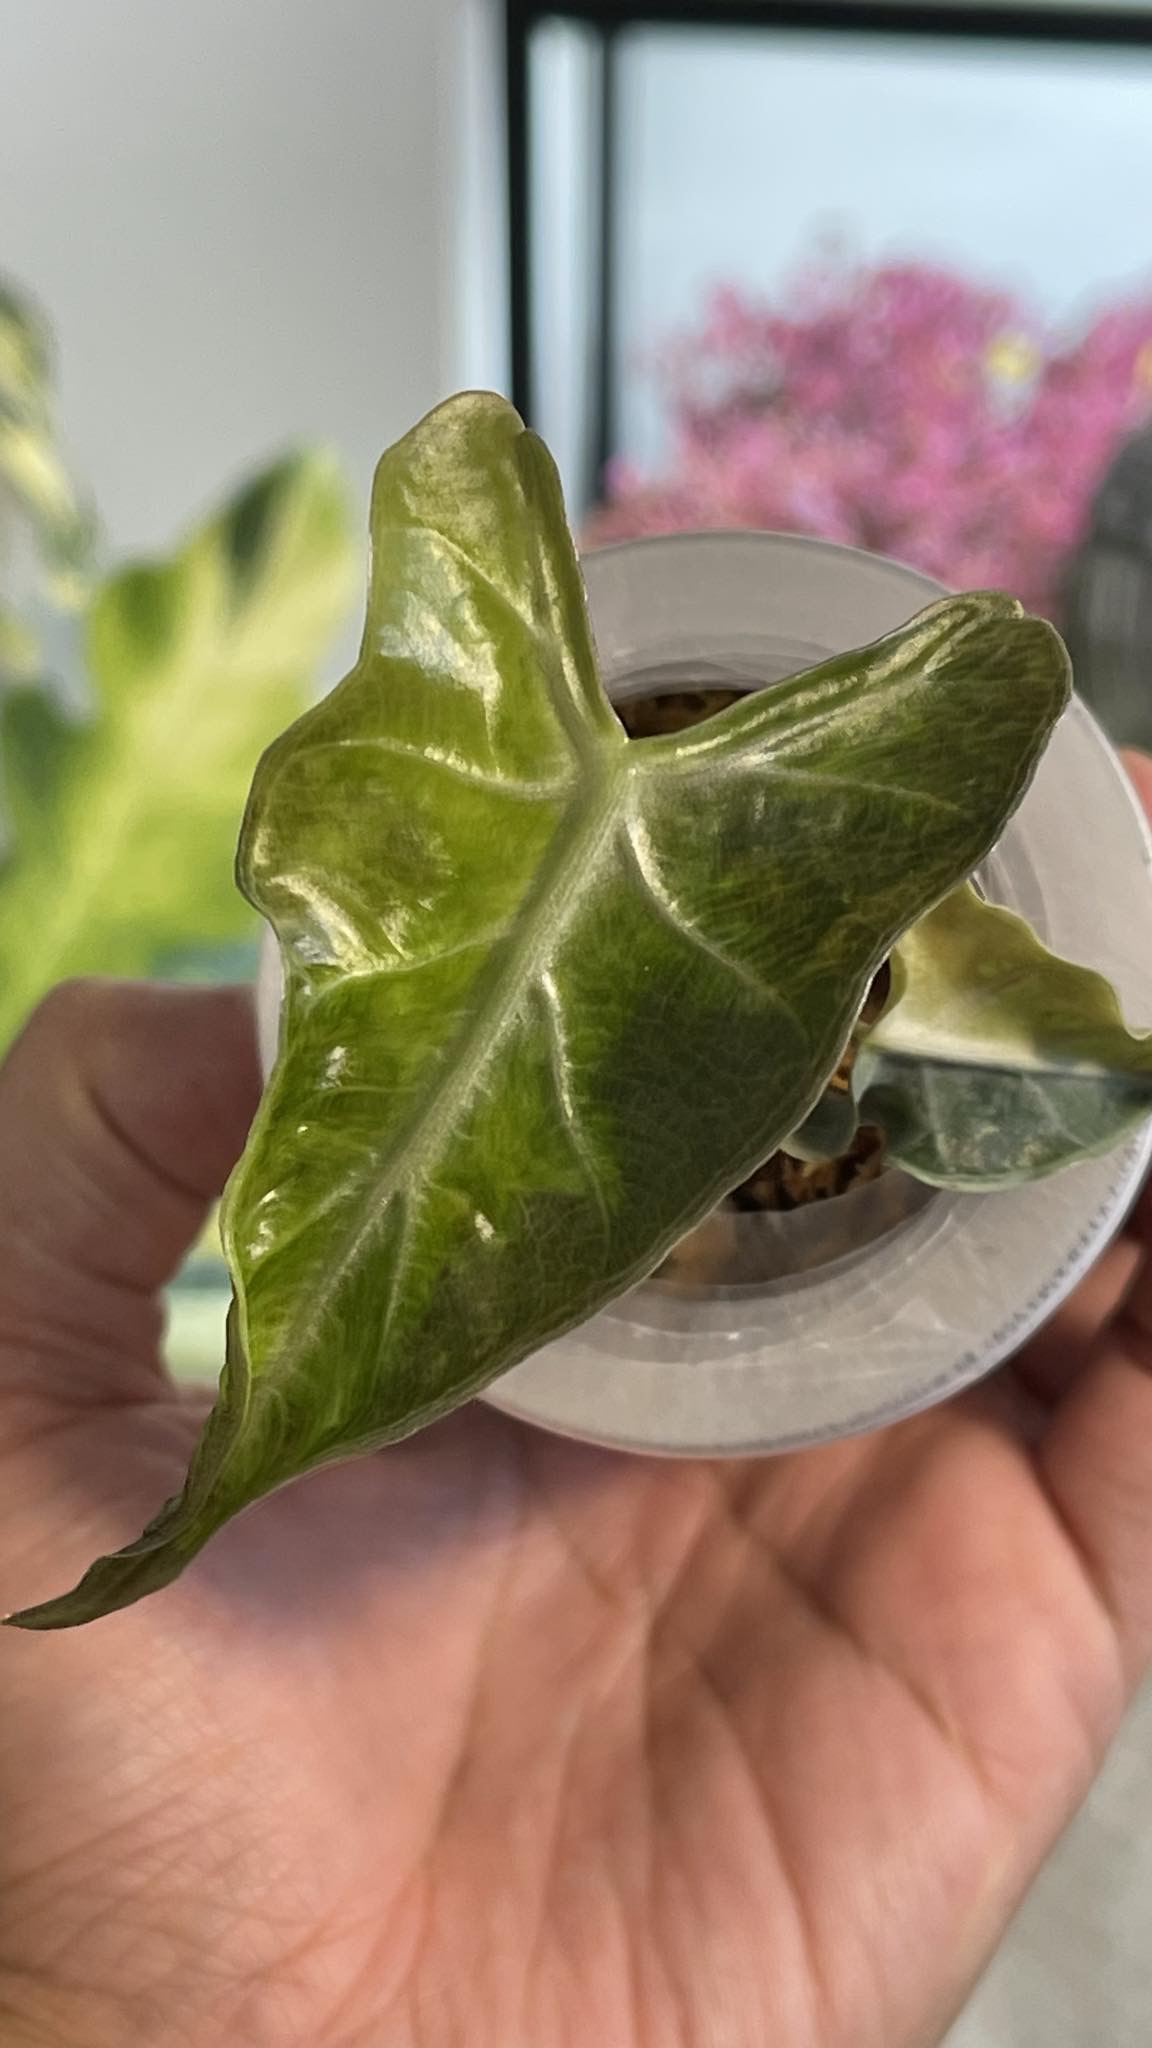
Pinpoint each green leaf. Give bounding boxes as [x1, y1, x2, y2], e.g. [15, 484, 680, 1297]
[0, 277, 94, 601]
[0, 612, 43, 684]
[0, 416, 86, 562]
[7, 392, 1071, 1629]
[0, 274, 93, 888]
[0, 278, 56, 425]
[0, 451, 356, 1050]
[852, 883, 1152, 1189]
[0, 681, 80, 864]
[782, 1084, 860, 1164]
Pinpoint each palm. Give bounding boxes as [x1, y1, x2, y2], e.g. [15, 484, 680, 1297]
[3, 978, 1152, 2048]
[0, 1355, 1137, 2048]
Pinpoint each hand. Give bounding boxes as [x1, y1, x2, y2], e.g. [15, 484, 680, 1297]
[3, 770, 1152, 2048]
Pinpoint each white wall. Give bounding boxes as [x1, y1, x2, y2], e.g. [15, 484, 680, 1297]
[0, 0, 493, 559]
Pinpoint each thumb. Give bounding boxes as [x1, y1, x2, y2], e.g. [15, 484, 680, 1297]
[0, 979, 261, 1330]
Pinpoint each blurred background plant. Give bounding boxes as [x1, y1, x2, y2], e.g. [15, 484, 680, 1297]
[0, 270, 357, 1052]
[0, 269, 358, 1365]
[0, 275, 94, 689]
[2, 6, 1150, 2027]
[588, 256, 1152, 624]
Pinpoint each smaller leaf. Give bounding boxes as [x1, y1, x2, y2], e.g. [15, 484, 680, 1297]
[853, 884, 1152, 1188]
[782, 1085, 859, 1163]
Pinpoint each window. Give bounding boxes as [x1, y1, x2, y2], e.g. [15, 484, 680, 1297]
[507, 1, 1152, 520]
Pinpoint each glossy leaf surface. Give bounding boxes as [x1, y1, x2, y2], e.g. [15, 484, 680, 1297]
[9, 393, 1071, 1628]
[853, 883, 1152, 1188]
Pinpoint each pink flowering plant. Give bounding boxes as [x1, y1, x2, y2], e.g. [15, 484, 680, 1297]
[590, 260, 1152, 617]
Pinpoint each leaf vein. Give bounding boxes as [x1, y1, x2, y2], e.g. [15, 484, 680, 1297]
[236, 774, 624, 1384]
[767, 766, 965, 815]
[300, 733, 572, 802]
[619, 810, 810, 1049]
[373, 520, 548, 653]
[371, 520, 610, 763]
[538, 968, 612, 1234]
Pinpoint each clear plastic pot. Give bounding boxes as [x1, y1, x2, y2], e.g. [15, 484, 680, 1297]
[258, 532, 1152, 1457]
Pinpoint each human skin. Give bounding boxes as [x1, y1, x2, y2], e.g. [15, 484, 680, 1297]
[2, 757, 1152, 2048]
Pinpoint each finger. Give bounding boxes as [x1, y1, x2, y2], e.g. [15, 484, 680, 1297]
[1038, 1217, 1152, 1684]
[0, 980, 261, 1316]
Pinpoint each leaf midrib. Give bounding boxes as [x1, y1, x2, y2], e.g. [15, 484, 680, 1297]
[230, 749, 629, 1379]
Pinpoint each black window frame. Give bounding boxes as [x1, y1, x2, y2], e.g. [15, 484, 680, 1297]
[505, 0, 1152, 510]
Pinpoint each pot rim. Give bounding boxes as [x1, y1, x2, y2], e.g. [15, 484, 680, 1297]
[254, 529, 1152, 1458]
[481, 531, 1152, 1454]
